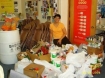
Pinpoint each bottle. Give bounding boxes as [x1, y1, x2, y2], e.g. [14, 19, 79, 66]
[35, 68, 39, 78]
[91, 53, 98, 64]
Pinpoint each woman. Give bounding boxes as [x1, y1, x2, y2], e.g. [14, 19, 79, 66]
[49, 14, 71, 47]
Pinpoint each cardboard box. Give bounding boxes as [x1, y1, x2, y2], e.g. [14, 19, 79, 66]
[27, 51, 51, 62]
[17, 52, 30, 61]
[31, 40, 46, 53]
[24, 63, 45, 78]
[87, 45, 103, 55]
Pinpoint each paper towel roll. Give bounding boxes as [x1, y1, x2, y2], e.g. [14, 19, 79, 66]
[0, 65, 4, 78]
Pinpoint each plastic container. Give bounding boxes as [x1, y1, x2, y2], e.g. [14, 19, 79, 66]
[0, 53, 19, 64]
[54, 58, 61, 68]
[0, 29, 21, 64]
[50, 50, 57, 59]
[91, 53, 98, 64]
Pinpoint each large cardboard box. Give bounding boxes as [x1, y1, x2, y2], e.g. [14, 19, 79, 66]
[87, 45, 103, 55]
[24, 63, 45, 78]
[27, 51, 51, 62]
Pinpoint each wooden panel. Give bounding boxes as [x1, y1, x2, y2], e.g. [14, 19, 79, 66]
[68, 0, 70, 39]
[69, 0, 74, 43]
[90, 0, 97, 36]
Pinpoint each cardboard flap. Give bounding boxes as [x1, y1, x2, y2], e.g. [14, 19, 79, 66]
[39, 54, 51, 62]
[27, 50, 51, 62]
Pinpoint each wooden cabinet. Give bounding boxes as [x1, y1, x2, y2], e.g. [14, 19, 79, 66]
[69, 0, 97, 45]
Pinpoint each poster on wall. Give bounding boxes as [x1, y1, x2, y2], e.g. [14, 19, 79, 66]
[14, 1, 18, 13]
[97, 0, 105, 18]
[41, 0, 58, 20]
[0, 0, 14, 14]
[73, 0, 92, 45]
[25, 0, 38, 19]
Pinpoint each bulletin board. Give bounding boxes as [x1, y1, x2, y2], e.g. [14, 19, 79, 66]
[41, 0, 58, 19]
[25, 0, 39, 18]
[97, 0, 105, 18]
[25, 0, 58, 22]
[0, 0, 14, 14]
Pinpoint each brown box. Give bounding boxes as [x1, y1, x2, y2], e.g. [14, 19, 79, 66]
[87, 45, 103, 55]
[24, 63, 45, 78]
[17, 51, 30, 61]
[27, 51, 51, 62]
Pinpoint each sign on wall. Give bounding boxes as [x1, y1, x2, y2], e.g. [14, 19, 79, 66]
[0, 0, 14, 14]
[73, 0, 92, 45]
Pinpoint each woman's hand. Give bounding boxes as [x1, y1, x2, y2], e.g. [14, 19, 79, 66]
[57, 39, 62, 44]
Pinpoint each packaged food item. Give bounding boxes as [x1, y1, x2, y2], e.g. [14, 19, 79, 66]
[1, 14, 20, 31]
[11, 17, 20, 30]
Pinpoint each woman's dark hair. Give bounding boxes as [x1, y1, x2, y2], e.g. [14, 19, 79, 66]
[54, 14, 61, 19]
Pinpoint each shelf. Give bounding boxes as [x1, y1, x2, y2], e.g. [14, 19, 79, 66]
[96, 27, 105, 31]
[0, 21, 4, 22]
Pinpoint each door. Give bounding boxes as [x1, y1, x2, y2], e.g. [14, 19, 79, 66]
[69, 0, 97, 45]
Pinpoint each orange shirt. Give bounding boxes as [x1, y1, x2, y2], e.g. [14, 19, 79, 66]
[50, 22, 65, 39]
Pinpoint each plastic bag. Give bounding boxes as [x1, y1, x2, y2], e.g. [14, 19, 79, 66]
[58, 64, 77, 78]
[41, 68, 58, 78]
[34, 59, 62, 75]
[66, 51, 86, 67]
[76, 58, 93, 78]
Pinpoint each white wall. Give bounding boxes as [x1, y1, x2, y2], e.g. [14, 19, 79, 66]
[0, 0, 69, 28]
[58, 0, 68, 33]
[37, 1, 48, 23]
[2, 0, 69, 27]
[14, 0, 69, 26]
[14, 0, 22, 13]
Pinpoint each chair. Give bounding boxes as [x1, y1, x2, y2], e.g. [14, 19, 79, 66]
[40, 22, 51, 43]
[30, 23, 43, 46]
[25, 20, 40, 49]
[21, 18, 34, 31]
[20, 22, 33, 51]
[21, 20, 40, 50]
[44, 22, 51, 42]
